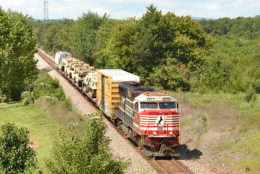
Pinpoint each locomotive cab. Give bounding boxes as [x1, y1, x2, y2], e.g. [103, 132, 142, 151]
[137, 100, 178, 112]
[133, 99, 178, 116]
[116, 83, 180, 156]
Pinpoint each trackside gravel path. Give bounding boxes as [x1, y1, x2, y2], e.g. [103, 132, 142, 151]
[35, 53, 157, 174]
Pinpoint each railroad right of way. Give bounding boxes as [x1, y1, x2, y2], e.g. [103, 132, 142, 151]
[35, 50, 214, 174]
[35, 51, 157, 174]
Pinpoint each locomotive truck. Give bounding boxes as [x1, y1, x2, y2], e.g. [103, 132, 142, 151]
[55, 52, 180, 156]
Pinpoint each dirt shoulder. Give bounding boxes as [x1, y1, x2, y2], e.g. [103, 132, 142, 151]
[170, 92, 260, 174]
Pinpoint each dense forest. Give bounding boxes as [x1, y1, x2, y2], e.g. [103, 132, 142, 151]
[198, 17, 260, 95]
[32, 6, 260, 98]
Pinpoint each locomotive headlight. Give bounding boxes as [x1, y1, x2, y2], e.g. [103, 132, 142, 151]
[153, 132, 156, 135]
[170, 132, 173, 135]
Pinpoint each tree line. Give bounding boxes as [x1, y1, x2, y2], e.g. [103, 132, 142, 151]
[199, 16, 260, 38]
[198, 16, 260, 97]
[33, 5, 260, 96]
[1, 5, 258, 100]
[33, 5, 211, 91]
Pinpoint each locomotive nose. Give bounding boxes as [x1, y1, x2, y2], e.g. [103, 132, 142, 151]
[143, 109, 178, 116]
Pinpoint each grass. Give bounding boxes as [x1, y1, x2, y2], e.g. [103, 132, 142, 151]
[167, 91, 260, 173]
[0, 102, 61, 169]
[0, 71, 82, 172]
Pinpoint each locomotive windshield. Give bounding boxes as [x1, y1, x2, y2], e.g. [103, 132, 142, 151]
[159, 102, 176, 109]
[140, 102, 157, 109]
[140, 102, 177, 109]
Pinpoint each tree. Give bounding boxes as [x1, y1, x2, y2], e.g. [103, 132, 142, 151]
[104, 20, 138, 72]
[46, 115, 127, 174]
[94, 19, 125, 68]
[105, 5, 211, 89]
[36, 19, 75, 53]
[0, 9, 37, 101]
[72, 12, 108, 65]
[0, 123, 37, 173]
[150, 58, 190, 91]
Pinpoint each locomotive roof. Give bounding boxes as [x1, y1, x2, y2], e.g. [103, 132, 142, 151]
[135, 93, 178, 102]
[98, 69, 140, 82]
[120, 82, 154, 93]
[143, 91, 168, 96]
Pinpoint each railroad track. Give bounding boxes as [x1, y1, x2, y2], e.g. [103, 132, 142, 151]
[152, 158, 193, 174]
[36, 50, 193, 174]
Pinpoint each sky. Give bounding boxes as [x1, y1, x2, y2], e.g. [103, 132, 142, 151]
[0, 0, 259, 20]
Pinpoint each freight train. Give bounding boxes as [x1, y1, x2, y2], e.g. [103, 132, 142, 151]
[55, 52, 180, 156]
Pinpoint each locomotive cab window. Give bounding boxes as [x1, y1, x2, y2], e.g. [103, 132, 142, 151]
[140, 102, 158, 109]
[159, 102, 177, 109]
[134, 102, 139, 111]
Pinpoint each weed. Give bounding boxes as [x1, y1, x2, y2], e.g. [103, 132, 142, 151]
[245, 167, 251, 172]
[180, 118, 192, 127]
[245, 86, 257, 102]
[167, 91, 260, 173]
[49, 79, 60, 89]
[214, 139, 234, 153]
[202, 116, 208, 132]
[62, 98, 72, 111]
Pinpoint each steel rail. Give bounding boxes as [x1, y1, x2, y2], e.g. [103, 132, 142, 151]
[36, 50, 193, 174]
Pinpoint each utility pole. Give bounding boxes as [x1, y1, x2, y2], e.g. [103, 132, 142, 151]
[43, 0, 49, 21]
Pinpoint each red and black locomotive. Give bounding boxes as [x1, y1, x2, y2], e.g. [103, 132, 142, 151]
[115, 83, 180, 156]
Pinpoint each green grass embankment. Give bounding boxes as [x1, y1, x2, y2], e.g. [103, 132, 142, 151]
[0, 102, 61, 169]
[0, 71, 82, 173]
[168, 92, 260, 174]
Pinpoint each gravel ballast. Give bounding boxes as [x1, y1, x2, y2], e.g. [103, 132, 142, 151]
[35, 53, 157, 174]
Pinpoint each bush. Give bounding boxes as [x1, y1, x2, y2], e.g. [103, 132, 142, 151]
[49, 79, 60, 89]
[21, 91, 35, 105]
[245, 86, 257, 102]
[0, 123, 37, 173]
[27, 72, 66, 102]
[253, 79, 260, 93]
[45, 115, 128, 173]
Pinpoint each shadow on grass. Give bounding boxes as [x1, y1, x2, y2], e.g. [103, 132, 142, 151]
[40, 67, 52, 72]
[173, 144, 203, 160]
[0, 103, 24, 110]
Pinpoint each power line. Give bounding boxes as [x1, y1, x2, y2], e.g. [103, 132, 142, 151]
[43, 0, 49, 21]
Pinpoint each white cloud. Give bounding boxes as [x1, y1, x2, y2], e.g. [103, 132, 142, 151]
[232, 0, 260, 7]
[113, 10, 145, 19]
[93, 7, 110, 15]
[204, 3, 220, 11]
[0, 0, 259, 19]
[175, 9, 193, 16]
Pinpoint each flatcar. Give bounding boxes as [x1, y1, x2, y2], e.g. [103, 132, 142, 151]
[54, 52, 180, 156]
